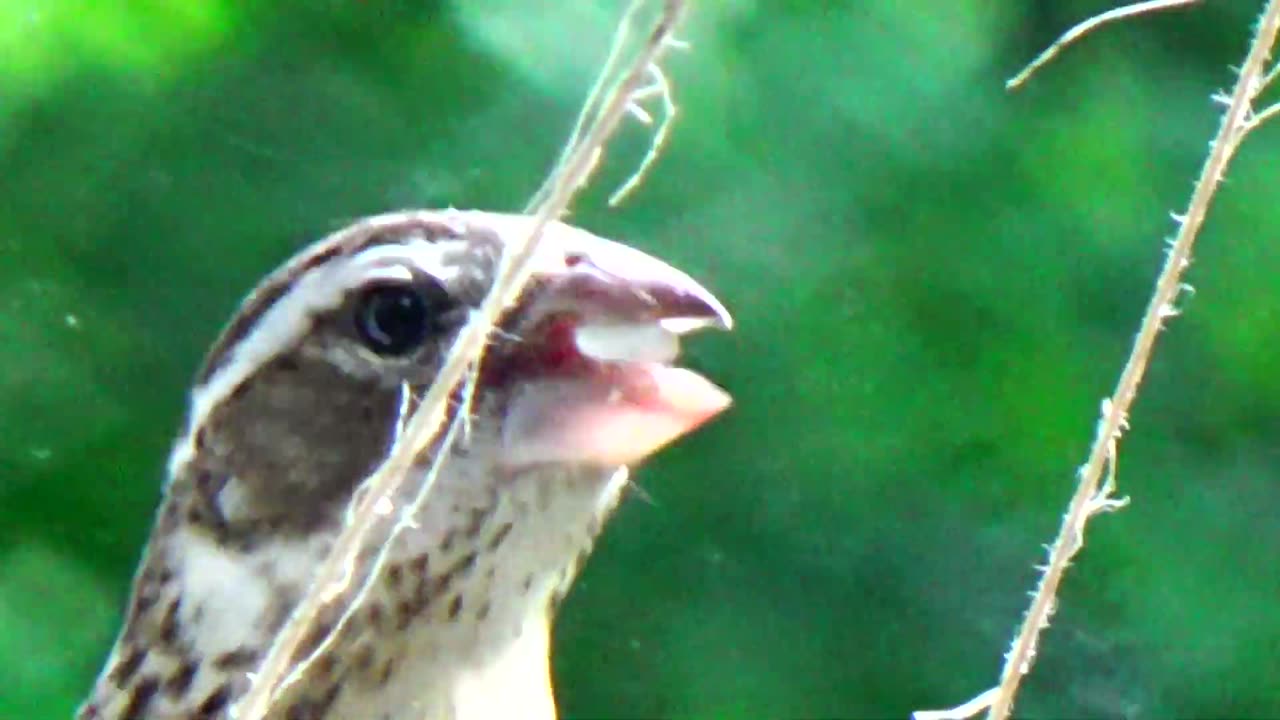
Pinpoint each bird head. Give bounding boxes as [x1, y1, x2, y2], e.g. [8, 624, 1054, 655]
[171, 209, 732, 538]
[118, 210, 733, 720]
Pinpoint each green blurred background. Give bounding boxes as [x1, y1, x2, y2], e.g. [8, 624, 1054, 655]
[4, 1, 1280, 717]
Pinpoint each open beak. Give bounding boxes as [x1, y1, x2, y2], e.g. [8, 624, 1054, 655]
[494, 220, 733, 469]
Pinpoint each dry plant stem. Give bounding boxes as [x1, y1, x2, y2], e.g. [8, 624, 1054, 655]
[984, 3, 1280, 720]
[1006, 0, 1200, 91]
[275, 376, 479, 694]
[227, 2, 688, 718]
[608, 63, 678, 206]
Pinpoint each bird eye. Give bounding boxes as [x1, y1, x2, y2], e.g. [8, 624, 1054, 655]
[353, 280, 454, 356]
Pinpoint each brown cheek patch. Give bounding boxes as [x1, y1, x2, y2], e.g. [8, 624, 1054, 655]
[198, 351, 402, 534]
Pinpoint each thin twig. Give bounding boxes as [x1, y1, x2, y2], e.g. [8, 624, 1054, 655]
[988, 4, 1280, 719]
[277, 371, 478, 692]
[609, 62, 679, 206]
[1245, 99, 1280, 131]
[1006, 0, 1200, 91]
[916, 2, 1280, 719]
[228, 2, 688, 717]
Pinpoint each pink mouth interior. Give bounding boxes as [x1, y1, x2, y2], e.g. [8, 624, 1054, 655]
[494, 315, 731, 467]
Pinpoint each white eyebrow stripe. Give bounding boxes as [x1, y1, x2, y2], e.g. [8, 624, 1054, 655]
[363, 266, 414, 283]
[166, 235, 469, 481]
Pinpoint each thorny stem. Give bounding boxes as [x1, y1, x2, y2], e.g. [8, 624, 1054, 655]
[984, 3, 1280, 720]
[228, 2, 688, 718]
[917, 3, 1280, 720]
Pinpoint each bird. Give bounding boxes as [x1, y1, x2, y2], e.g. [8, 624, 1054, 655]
[77, 209, 732, 720]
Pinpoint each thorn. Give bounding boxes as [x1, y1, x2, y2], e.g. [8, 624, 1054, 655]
[1089, 494, 1131, 514]
[625, 101, 655, 125]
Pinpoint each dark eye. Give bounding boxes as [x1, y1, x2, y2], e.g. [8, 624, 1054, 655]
[353, 280, 454, 356]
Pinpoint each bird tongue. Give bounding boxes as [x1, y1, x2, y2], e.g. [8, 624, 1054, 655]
[499, 323, 731, 468]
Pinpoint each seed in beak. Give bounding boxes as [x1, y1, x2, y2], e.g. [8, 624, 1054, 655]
[573, 322, 681, 364]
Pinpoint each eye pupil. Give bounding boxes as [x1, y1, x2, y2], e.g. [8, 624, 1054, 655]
[355, 284, 433, 355]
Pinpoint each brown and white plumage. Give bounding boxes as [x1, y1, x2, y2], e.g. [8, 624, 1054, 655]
[79, 210, 731, 720]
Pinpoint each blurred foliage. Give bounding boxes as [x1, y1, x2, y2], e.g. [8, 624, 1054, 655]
[3, 1, 1280, 718]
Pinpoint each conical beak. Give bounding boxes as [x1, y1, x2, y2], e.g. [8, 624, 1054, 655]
[490, 218, 733, 469]
[507, 220, 733, 337]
